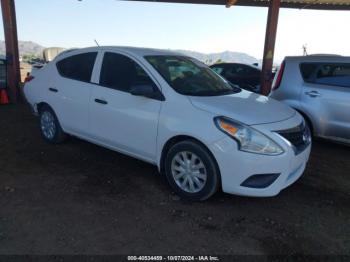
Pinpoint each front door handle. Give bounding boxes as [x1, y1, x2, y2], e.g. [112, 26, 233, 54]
[49, 87, 58, 93]
[305, 91, 321, 97]
[94, 98, 108, 105]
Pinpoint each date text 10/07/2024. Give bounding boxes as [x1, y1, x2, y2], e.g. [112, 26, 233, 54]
[127, 256, 220, 261]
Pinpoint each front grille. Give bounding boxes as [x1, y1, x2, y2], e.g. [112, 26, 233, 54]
[277, 123, 311, 155]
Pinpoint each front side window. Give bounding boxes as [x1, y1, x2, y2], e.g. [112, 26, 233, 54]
[100, 52, 155, 92]
[145, 56, 240, 96]
[56, 52, 97, 82]
[300, 62, 350, 88]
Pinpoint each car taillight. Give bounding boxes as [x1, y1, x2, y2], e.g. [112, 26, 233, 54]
[272, 60, 285, 91]
[25, 75, 34, 83]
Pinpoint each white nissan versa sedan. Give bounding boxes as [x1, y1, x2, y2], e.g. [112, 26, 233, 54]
[24, 47, 312, 201]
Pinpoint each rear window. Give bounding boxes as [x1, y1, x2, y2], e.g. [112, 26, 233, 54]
[56, 52, 97, 82]
[300, 62, 350, 88]
[227, 64, 260, 77]
[211, 66, 224, 75]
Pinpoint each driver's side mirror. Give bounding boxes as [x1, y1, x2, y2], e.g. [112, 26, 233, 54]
[130, 84, 165, 101]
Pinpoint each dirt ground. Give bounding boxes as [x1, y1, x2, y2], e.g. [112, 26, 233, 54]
[0, 104, 349, 256]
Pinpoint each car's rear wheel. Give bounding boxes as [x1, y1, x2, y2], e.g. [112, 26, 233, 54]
[164, 140, 220, 201]
[39, 105, 66, 144]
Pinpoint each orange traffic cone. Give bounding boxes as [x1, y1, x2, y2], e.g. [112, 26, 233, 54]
[0, 89, 9, 105]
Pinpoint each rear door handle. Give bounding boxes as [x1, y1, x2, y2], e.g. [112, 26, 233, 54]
[49, 88, 58, 93]
[305, 91, 321, 97]
[94, 98, 108, 105]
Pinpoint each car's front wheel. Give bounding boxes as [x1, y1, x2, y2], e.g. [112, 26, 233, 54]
[164, 140, 220, 201]
[39, 105, 67, 144]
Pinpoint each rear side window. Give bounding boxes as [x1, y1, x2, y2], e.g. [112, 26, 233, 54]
[56, 52, 97, 82]
[300, 63, 318, 80]
[99, 52, 155, 92]
[300, 62, 350, 88]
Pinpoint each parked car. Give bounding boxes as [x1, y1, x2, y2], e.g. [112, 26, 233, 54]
[27, 58, 45, 65]
[0, 55, 6, 89]
[210, 63, 261, 93]
[24, 47, 311, 200]
[270, 55, 350, 144]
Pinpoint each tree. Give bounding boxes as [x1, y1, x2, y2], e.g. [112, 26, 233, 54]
[215, 59, 224, 64]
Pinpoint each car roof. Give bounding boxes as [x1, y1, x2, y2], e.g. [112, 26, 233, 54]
[211, 62, 261, 70]
[284, 55, 350, 63]
[211, 62, 259, 67]
[211, 62, 249, 66]
[57, 46, 185, 59]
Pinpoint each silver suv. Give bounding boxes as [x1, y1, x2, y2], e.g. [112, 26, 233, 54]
[270, 55, 350, 144]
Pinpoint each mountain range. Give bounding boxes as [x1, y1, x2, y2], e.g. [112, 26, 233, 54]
[0, 40, 45, 56]
[0, 40, 259, 65]
[176, 49, 259, 65]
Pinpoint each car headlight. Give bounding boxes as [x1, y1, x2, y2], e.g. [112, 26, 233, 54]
[214, 116, 284, 155]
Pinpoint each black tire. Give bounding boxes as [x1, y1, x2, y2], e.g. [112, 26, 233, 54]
[164, 140, 220, 201]
[38, 105, 67, 144]
[296, 110, 314, 138]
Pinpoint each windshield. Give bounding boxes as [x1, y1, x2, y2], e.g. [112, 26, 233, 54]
[145, 55, 240, 96]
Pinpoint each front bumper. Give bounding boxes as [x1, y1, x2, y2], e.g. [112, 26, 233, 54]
[209, 114, 311, 197]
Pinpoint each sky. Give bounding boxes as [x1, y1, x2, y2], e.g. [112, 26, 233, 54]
[0, 0, 349, 62]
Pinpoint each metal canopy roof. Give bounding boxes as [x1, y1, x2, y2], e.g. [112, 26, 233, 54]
[124, 0, 350, 10]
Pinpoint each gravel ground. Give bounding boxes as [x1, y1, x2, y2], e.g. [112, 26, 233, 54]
[0, 104, 349, 256]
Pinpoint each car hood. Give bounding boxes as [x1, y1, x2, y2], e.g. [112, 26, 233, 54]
[189, 90, 296, 125]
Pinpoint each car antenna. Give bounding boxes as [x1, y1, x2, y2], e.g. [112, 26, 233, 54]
[94, 39, 100, 47]
[302, 44, 308, 56]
